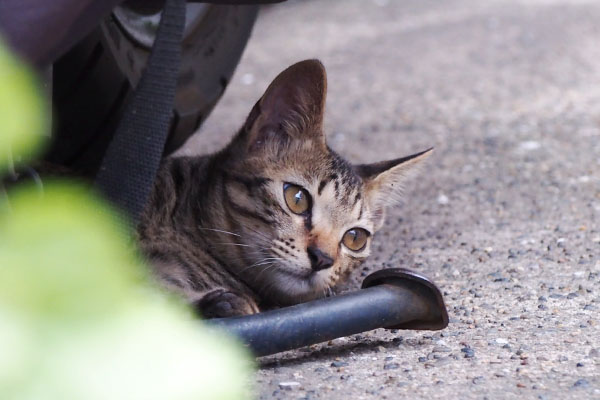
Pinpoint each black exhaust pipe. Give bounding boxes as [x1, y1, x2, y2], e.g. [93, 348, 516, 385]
[208, 268, 449, 357]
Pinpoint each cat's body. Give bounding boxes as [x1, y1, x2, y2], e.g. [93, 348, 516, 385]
[138, 154, 262, 316]
[138, 60, 430, 318]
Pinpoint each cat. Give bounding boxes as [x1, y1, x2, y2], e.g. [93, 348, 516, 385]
[138, 59, 431, 318]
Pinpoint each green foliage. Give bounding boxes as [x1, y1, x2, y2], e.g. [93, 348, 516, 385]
[0, 40, 253, 400]
[0, 40, 48, 172]
[0, 184, 145, 321]
[0, 185, 254, 400]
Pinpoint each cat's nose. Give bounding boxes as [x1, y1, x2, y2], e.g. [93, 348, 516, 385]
[307, 246, 334, 271]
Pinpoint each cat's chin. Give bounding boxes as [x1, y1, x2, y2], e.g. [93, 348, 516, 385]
[259, 268, 333, 306]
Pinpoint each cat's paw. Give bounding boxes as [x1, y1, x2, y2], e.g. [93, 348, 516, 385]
[194, 289, 259, 319]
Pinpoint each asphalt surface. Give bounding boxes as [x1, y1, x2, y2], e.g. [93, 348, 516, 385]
[181, 0, 600, 398]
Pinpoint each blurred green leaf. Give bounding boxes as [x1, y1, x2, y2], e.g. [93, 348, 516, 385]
[0, 183, 253, 400]
[32, 306, 253, 400]
[0, 183, 146, 321]
[0, 41, 252, 400]
[0, 39, 48, 172]
[0, 309, 36, 398]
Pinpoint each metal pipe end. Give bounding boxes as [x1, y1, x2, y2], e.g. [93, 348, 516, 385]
[362, 268, 449, 331]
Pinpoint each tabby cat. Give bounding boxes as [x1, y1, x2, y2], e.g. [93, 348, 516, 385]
[138, 60, 431, 318]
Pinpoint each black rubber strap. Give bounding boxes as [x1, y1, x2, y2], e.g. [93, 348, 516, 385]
[95, 0, 185, 229]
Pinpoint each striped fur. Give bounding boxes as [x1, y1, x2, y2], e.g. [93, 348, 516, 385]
[138, 60, 430, 317]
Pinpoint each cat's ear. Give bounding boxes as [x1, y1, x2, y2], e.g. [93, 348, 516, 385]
[356, 148, 433, 229]
[243, 59, 327, 152]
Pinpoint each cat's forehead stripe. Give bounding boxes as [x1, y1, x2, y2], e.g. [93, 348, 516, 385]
[356, 201, 364, 220]
[317, 179, 327, 195]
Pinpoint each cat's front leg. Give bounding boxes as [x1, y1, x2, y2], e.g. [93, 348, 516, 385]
[193, 288, 260, 319]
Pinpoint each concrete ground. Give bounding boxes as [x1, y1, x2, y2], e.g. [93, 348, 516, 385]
[182, 0, 600, 398]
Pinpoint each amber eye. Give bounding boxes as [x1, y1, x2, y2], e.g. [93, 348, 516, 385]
[283, 183, 311, 214]
[342, 228, 369, 251]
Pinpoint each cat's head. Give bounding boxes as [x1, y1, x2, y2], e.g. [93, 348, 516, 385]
[221, 60, 431, 305]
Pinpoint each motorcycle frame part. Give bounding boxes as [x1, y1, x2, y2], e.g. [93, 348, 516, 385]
[0, 0, 284, 67]
[4, 0, 283, 175]
[99, 4, 261, 154]
[47, 4, 257, 177]
[361, 267, 449, 330]
[208, 268, 449, 357]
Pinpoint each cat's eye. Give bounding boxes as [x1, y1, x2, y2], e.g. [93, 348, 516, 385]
[342, 228, 369, 251]
[283, 183, 311, 214]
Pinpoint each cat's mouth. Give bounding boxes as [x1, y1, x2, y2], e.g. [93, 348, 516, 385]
[259, 262, 332, 303]
[276, 266, 313, 280]
[268, 259, 321, 280]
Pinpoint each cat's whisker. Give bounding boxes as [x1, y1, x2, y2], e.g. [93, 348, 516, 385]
[220, 245, 275, 262]
[253, 261, 279, 271]
[247, 262, 276, 284]
[256, 258, 284, 266]
[233, 226, 271, 242]
[238, 257, 284, 274]
[185, 223, 273, 251]
[213, 242, 259, 248]
[255, 263, 281, 284]
[230, 229, 273, 251]
[196, 227, 241, 237]
[249, 257, 284, 265]
[238, 223, 272, 241]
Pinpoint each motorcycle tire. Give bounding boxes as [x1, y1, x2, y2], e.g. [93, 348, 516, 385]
[47, 3, 258, 177]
